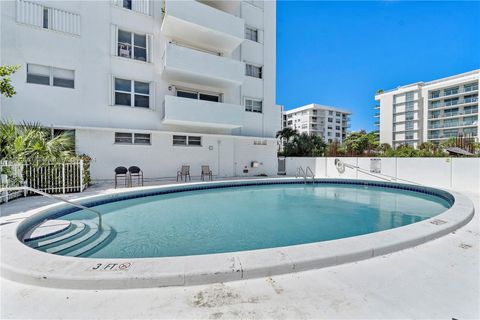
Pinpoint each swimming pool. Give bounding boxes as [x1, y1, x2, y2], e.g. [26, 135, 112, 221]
[3, 178, 473, 289]
[21, 180, 452, 259]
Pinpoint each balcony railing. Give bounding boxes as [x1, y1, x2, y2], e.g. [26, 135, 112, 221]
[429, 87, 479, 99]
[429, 97, 479, 109]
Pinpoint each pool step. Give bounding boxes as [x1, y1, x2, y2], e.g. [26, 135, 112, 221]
[24, 219, 114, 257]
[26, 221, 86, 248]
[42, 221, 100, 254]
[62, 225, 113, 257]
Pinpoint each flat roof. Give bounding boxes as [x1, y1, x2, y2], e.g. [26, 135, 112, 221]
[284, 103, 352, 115]
[376, 69, 479, 96]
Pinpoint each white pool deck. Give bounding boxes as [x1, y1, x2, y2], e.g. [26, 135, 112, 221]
[1, 178, 479, 319]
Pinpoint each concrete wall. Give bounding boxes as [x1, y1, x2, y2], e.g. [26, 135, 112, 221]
[76, 128, 277, 180]
[285, 157, 480, 193]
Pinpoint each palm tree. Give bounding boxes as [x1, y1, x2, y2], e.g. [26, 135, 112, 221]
[276, 128, 298, 155]
[0, 120, 74, 161]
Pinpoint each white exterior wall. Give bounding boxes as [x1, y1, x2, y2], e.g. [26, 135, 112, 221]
[285, 157, 480, 193]
[375, 70, 479, 148]
[76, 128, 277, 180]
[283, 104, 351, 143]
[1, 0, 280, 179]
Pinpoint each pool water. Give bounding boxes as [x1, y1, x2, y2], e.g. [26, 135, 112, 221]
[64, 184, 451, 258]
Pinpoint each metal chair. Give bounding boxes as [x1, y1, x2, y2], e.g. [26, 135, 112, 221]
[128, 166, 143, 187]
[176, 165, 191, 182]
[201, 165, 213, 181]
[114, 166, 128, 188]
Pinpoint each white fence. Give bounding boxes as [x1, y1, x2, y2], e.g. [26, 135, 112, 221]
[285, 157, 480, 193]
[0, 160, 86, 203]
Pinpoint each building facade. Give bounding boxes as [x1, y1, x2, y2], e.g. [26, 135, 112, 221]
[282, 104, 351, 143]
[0, 0, 281, 179]
[375, 70, 479, 148]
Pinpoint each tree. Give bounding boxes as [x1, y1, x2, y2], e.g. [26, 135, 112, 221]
[0, 121, 74, 161]
[289, 133, 326, 157]
[276, 128, 298, 155]
[0, 65, 20, 98]
[376, 89, 384, 95]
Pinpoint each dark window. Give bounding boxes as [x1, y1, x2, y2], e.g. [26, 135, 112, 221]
[199, 93, 219, 102]
[133, 133, 151, 145]
[115, 132, 133, 144]
[43, 8, 48, 29]
[123, 0, 132, 10]
[177, 90, 198, 99]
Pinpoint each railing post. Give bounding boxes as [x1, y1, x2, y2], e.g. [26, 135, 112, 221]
[79, 159, 84, 192]
[62, 163, 66, 194]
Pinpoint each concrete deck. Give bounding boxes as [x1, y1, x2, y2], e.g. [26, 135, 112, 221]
[1, 179, 479, 319]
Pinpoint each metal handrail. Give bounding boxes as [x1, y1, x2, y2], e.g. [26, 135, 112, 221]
[336, 159, 420, 186]
[295, 166, 306, 179]
[1, 186, 102, 230]
[305, 166, 315, 183]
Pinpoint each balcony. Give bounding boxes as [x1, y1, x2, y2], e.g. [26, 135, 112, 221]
[374, 120, 380, 126]
[161, 0, 245, 54]
[429, 97, 479, 109]
[429, 86, 479, 100]
[374, 112, 380, 118]
[162, 42, 244, 88]
[162, 95, 244, 129]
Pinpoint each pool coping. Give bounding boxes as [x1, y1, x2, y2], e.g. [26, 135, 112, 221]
[0, 178, 475, 289]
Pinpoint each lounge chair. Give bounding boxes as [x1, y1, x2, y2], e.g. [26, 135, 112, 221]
[128, 166, 143, 187]
[177, 165, 191, 182]
[114, 166, 128, 188]
[201, 165, 213, 181]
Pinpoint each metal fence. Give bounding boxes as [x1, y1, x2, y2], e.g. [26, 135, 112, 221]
[0, 160, 86, 203]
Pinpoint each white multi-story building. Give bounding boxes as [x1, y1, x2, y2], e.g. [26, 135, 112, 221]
[375, 70, 479, 148]
[0, 0, 281, 179]
[282, 104, 351, 143]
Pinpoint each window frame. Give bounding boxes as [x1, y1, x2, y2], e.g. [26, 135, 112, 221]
[245, 26, 258, 42]
[172, 135, 202, 147]
[117, 28, 147, 62]
[114, 132, 151, 145]
[244, 98, 263, 113]
[245, 63, 262, 79]
[113, 77, 151, 108]
[26, 63, 75, 89]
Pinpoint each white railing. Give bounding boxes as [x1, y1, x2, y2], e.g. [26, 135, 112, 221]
[0, 160, 86, 203]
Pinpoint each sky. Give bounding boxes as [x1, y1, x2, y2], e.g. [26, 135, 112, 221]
[276, 0, 480, 132]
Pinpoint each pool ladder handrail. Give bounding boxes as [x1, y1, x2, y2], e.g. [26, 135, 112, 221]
[334, 158, 420, 186]
[295, 166, 315, 184]
[2, 186, 102, 230]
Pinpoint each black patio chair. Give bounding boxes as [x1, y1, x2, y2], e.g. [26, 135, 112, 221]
[114, 166, 128, 188]
[128, 166, 143, 187]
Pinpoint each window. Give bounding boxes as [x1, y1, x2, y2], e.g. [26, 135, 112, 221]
[430, 100, 442, 109]
[406, 91, 415, 101]
[336, 112, 341, 116]
[405, 131, 414, 140]
[245, 26, 258, 42]
[114, 78, 150, 108]
[406, 101, 415, 111]
[27, 64, 74, 88]
[406, 112, 414, 121]
[336, 133, 340, 137]
[118, 30, 147, 61]
[464, 83, 478, 92]
[445, 98, 459, 106]
[176, 89, 220, 102]
[430, 90, 440, 99]
[328, 111, 333, 115]
[43, 8, 48, 29]
[464, 94, 478, 103]
[245, 99, 262, 113]
[335, 119, 340, 123]
[328, 118, 333, 123]
[444, 87, 459, 96]
[246, 64, 262, 78]
[172, 135, 202, 146]
[336, 126, 340, 130]
[115, 132, 151, 145]
[405, 121, 414, 130]
[123, 0, 132, 10]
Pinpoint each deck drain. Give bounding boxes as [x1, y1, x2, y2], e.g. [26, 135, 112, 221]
[459, 243, 472, 249]
[430, 219, 447, 225]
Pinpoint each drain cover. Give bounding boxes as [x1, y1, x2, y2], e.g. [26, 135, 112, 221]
[459, 243, 472, 249]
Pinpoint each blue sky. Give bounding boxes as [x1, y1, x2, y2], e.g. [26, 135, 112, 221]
[276, 1, 480, 132]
